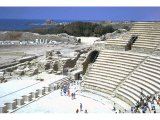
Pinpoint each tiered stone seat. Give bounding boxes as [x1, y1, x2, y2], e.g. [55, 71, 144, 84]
[131, 22, 160, 50]
[129, 23, 153, 35]
[94, 61, 134, 70]
[100, 50, 147, 59]
[83, 22, 160, 109]
[127, 76, 157, 93]
[117, 88, 139, 103]
[122, 82, 150, 96]
[116, 90, 137, 105]
[105, 22, 160, 51]
[83, 50, 146, 100]
[132, 44, 157, 49]
[105, 38, 128, 46]
[86, 74, 121, 83]
[115, 56, 160, 106]
[84, 83, 113, 95]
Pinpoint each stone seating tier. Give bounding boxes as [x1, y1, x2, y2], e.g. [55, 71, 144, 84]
[89, 68, 127, 78]
[86, 74, 121, 83]
[118, 87, 140, 102]
[86, 76, 119, 86]
[88, 71, 124, 81]
[126, 79, 155, 95]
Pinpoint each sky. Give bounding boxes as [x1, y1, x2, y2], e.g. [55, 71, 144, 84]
[0, 7, 160, 21]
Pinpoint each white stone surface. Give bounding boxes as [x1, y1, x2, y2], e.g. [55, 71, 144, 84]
[77, 37, 100, 45]
[14, 89, 114, 113]
[0, 73, 66, 106]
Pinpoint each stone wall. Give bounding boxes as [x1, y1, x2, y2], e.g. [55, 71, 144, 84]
[0, 32, 77, 44]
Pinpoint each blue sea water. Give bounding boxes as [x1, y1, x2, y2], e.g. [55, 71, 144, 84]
[0, 19, 76, 31]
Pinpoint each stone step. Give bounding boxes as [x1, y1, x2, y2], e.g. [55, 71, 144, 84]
[88, 71, 124, 81]
[85, 76, 119, 86]
[86, 74, 121, 83]
[125, 80, 154, 95]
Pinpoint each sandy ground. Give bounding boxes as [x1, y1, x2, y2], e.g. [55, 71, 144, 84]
[0, 45, 54, 65]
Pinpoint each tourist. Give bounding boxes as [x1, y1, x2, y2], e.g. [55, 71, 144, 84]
[84, 109, 88, 113]
[76, 109, 79, 113]
[151, 100, 155, 110]
[73, 93, 76, 99]
[156, 96, 160, 106]
[80, 103, 83, 111]
[142, 105, 147, 113]
[63, 85, 67, 95]
[71, 93, 74, 100]
[124, 109, 127, 113]
[131, 106, 134, 113]
[113, 103, 116, 111]
[67, 89, 70, 97]
[60, 89, 63, 96]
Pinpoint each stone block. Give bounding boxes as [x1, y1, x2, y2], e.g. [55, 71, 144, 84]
[5, 101, 16, 111]
[0, 104, 7, 113]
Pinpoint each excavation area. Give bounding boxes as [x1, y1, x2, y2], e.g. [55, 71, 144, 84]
[0, 36, 104, 113]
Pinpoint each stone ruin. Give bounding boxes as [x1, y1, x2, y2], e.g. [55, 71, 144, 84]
[0, 72, 5, 83]
[0, 42, 92, 84]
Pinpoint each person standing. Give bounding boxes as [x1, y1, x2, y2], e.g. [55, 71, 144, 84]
[84, 109, 88, 113]
[68, 89, 70, 97]
[73, 93, 76, 99]
[60, 89, 63, 96]
[151, 100, 155, 110]
[80, 103, 83, 111]
[76, 109, 79, 113]
[71, 93, 74, 100]
[113, 103, 116, 111]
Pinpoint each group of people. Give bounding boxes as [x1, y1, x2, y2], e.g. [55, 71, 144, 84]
[61, 82, 88, 114]
[112, 103, 126, 113]
[76, 103, 88, 114]
[131, 93, 160, 113]
[60, 83, 76, 99]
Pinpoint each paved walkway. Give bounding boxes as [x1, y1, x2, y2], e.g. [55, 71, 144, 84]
[14, 83, 114, 113]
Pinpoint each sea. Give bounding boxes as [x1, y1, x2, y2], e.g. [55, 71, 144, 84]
[0, 19, 78, 31]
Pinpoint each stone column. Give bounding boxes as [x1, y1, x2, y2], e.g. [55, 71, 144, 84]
[14, 97, 24, 107]
[43, 87, 50, 94]
[5, 101, 16, 112]
[0, 104, 7, 113]
[49, 83, 55, 91]
[36, 88, 45, 97]
[54, 84, 58, 90]
[22, 94, 32, 103]
[45, 39, 47, 44]
[30, 91, 38, 100]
